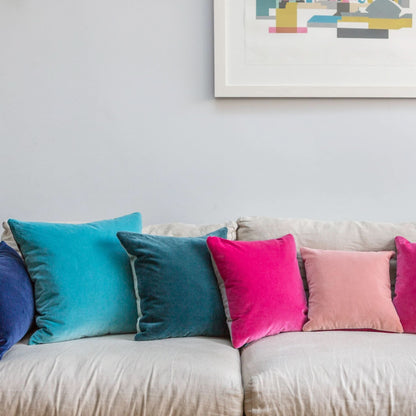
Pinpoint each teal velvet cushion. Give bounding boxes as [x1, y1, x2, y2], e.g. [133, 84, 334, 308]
[8, 213, 142, 344]
[117, 228, 229, 341]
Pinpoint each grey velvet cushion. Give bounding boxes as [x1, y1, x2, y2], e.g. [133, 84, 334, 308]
[0, 334, 243, 416]
[241, 331, 416, 416]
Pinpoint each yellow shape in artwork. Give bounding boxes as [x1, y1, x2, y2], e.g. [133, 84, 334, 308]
[340, 16, 412, 29]
[276, 3, 298, 28]
[369, 18, 412, 29]
[349, 4, 361, 12]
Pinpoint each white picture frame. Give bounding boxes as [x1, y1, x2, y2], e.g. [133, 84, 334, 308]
[214, 0, 416, 97]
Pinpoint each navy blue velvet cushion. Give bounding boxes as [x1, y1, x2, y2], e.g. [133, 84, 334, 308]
[0, 242, 34, 359]
[117, 228, 229, 341]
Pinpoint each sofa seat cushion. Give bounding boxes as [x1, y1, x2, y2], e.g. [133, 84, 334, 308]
[0, 334, 243, 416]
[241, 331, 416, 416]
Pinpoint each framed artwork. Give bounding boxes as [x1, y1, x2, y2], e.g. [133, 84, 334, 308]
[214, 0, 416, 97]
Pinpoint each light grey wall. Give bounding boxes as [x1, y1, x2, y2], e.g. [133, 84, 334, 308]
[1, 0, 416, 226]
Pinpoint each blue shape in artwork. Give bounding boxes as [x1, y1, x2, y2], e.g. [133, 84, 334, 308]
[257, 0, 277, 16]
[308, 15, 342, 23]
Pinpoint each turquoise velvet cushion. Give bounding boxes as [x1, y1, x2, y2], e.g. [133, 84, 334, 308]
[117, 228, 229, 341]
[8, 213, 141, 344]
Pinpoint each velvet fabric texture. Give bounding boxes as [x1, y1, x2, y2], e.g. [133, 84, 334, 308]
[206, 235, 308, 349]
[301, 247, 403, 333]
[117, 228, 229, 341]
[0, 242, 34, 359]
[8, 213, 142, 344]
[393, 236, 416, 333]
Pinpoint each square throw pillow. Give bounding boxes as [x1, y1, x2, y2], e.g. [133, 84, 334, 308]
[393, 236, 416, 333]
[8, 213, 142, 344]
[0, 242, 34, 359]
[206, 234, 308, 349]
[117, 228, 229, 341]
[301, 247, 403, 333]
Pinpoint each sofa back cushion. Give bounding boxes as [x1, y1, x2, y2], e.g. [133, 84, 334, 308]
[142, 221, 237, 240]
[237, 217, 416, 295]
[1, 221, 20, 253]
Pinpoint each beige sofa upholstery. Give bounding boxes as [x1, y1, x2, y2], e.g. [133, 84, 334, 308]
[0, 335, 243, 416]
[241, 331, 416, 416]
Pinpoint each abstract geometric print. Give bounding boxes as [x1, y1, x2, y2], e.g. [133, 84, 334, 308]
[257, 0, 412, 38]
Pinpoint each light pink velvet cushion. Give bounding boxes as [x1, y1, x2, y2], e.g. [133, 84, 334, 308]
[301, 247, 403, 333]
[394, 236, 416, 333]
[206, 234, 308, 348]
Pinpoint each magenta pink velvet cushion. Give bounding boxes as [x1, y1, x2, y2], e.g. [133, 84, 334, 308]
[301, 247, 403, 333]
[394, 236, 416, 333]
[206, 234, 308, 348]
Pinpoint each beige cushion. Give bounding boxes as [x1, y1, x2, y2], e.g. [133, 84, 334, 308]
[237, 216, 416, 294]
[142, 221, 237, 240]
[1, 221, 19, 252]
[1, 220, 237, 256]
[236, 216, 416, 250]
[0, 334, 243, 416]
[241, 331, 416, 416]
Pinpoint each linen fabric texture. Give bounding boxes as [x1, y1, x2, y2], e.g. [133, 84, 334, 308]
[1, 223, 20, 254]
[393, 236, 416, 333]
[207, 234, 308, 348]
[142, 220, 237, 240]
[301, 247, 403, 332]
[0, 242, 34, 359]
[117, 228, 229, 341]
[241, 331, 416, 416]
[8, 213, 142, 344]
[0, 334, 243, 416]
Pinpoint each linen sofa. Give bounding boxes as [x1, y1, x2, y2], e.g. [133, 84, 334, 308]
[2, 216, 416, 416]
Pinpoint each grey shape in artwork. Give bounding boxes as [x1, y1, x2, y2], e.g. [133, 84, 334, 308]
[309, 22, 339, 27]
[337, 28, 389, 38]
[399, 0, 410, 7]
[365, 0, 402, 18]
[334, 3, 350, 16]
[325, 2, 338, 9]
[308, 22, 339, 27]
